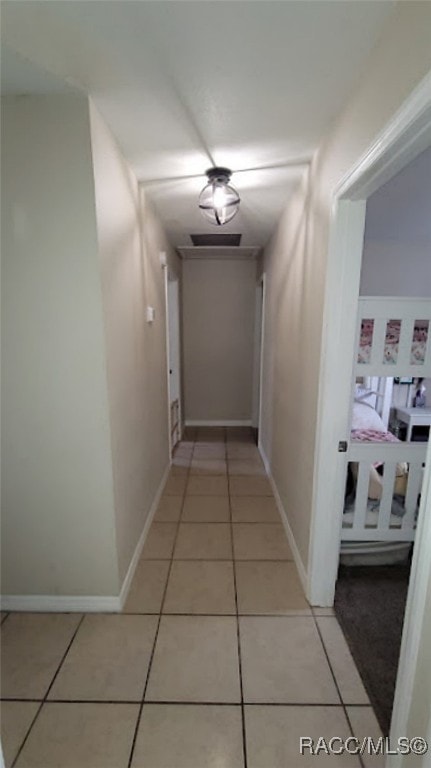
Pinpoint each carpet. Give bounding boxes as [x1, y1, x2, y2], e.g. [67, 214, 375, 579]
[334, 562, 411, 735]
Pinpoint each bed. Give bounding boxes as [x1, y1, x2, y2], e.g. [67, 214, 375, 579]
[341, 296, 431, 550]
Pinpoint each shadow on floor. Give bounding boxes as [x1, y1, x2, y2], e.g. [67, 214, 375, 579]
[334, 561, 411, 735]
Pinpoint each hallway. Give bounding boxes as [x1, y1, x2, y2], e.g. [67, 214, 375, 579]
[1, 429, 382, 768]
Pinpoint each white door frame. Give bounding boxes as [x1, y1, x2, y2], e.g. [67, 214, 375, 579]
[168, 277, 182, 425]
[258, 273, 267, 447]
[163, 266, 173, 457]
[164, 268, 182, 456]
[252, 273, 266, 440]
[308, 70, 431, 758]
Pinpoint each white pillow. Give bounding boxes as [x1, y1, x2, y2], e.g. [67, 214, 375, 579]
[351, 402, 386, 432]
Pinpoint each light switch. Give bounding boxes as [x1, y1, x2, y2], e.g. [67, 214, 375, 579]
[146, 306, 155, 323]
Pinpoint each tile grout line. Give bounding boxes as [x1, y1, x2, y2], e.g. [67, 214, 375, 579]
[227, 430, 249, 768]
[142, 558, 295, 563]
[312, 614, 366, 768]
[10, 613, 86, 768]
[154, 520, 284, 524]
[10, 702, 44, 768]
[44, 615, 87, 701]
[126, 438, 193, 768]
[117, 611, 314, 617]
[0, 696, 376, 707]
[0, 616, 330, 644]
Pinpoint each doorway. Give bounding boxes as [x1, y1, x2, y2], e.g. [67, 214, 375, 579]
[309, 72, 431, 752]
[166, 273, 182, 455]
[252, 274, 266, 447]
[333, 145, 431, 732]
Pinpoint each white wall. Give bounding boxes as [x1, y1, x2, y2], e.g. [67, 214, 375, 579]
[360, 242, 431, 297]
[1, 95, 179, 598]
[260, 170, 315, 564]
[360, 146, 431, 297]
[260, 2, 431, 572]
[89, 102, 180, 584]
[182, 258, 257, 423]
[1, 95, 119, 596]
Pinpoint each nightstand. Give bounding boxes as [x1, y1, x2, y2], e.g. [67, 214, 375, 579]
[395, 406, 431, 441]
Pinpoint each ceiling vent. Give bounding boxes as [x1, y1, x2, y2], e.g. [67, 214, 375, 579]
[190, 233, 242, 247]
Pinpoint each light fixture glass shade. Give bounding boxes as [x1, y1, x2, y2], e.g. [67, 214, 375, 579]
[199, 168, 240, 226]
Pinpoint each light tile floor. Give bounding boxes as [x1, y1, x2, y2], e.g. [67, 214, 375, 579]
[1, 427, 383, 767]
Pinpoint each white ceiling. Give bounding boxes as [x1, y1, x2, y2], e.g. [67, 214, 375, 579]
[1, 1, 395, 248]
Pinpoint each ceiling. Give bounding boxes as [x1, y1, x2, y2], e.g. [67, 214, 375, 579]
[1, 1, 395, 249]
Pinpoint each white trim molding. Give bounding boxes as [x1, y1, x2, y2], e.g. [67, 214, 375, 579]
[163, 266, 173, 458]
[118, 461, 171, 609]
[0, 594, 122, 613]
[335, 71, 431, 202]
[258, 273, 266, 440]
[259, 445, 308, 596]
[185, 420, 252, 427]
[1, 462, 171, 614]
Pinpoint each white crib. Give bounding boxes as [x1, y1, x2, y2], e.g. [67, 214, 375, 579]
[341, 296, 431, 547]
[343, 442, 426, 542]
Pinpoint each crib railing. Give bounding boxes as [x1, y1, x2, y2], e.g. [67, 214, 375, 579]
[355, 297, 431, 377]
[342, 442, 427, 541]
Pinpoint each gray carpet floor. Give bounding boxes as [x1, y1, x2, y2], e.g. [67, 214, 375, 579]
[334, 562, 411, 735]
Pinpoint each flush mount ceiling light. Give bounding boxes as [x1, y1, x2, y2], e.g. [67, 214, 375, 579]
[198, 167, 240, 226]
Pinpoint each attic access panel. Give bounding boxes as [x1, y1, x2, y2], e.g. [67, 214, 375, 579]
[190, 233, 242, 247]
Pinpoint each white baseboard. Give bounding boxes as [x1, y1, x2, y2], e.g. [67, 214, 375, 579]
[1, 462, 171, 614]
[118, 461, 171, 609]
[185, 420, 252, 427]
[0, 594, 122, 613]
[258, 444, 308, 597]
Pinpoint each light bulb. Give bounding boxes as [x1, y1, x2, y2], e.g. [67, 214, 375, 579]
[213, 184, 228, 210]
[198, 167, 241, 226]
